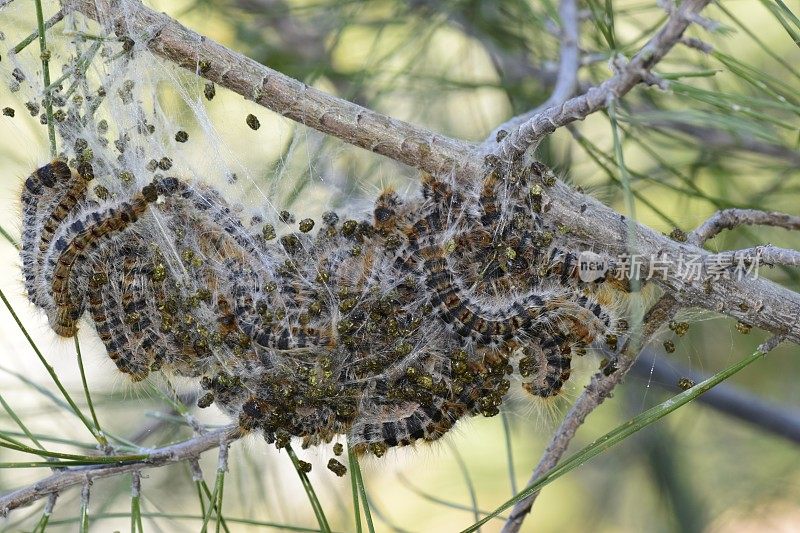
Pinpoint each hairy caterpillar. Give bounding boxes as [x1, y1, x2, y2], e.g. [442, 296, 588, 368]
[20, 158, 621, 456]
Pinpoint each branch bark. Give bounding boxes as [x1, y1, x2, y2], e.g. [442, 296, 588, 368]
[0, 426, 240, 515]
[689, 208, 800, 246]
[490, 0, 712, 160]
[484, 0, 580, 147]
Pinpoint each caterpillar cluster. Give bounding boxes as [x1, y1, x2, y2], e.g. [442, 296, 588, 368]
[20, 158, 621, 456]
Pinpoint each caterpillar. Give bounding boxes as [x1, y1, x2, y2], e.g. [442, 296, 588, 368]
[20, 159, 622, 457]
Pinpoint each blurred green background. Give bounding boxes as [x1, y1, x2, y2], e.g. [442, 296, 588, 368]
[0, 0, 799, 531]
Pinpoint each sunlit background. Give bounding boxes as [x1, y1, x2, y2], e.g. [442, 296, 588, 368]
[1, 0, 799, 531]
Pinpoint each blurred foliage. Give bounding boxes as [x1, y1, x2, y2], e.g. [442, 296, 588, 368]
[0, 0, 799, 532]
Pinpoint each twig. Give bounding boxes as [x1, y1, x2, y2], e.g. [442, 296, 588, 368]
[79, 480, 90, 531]
[34, 0, 57, 156]
[63, 0, 481, 181]
[689, 208, 800, 246]
[490, 0, 712, 162]
[500, 295, 679, 533]
[0, 425, 241, 515]
[709, 244, 800, 269]
[485, 0, 580, 148]
[12, 9, 65, 54]
[630, 349, 800, 445]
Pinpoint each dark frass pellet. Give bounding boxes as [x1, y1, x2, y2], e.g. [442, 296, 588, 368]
[197, 392, 215, 408]
[262, 224, 276, 240]
[2, 107, 13, 117]
[158, 157, 173, 170]
[327, 458, 347, 477]
[299, 218, 315, 233]
[94, 185, 109, 200]
[175, 130, 188, 143]
[677, 377, 695, 390]
[246, 113, 260, 130]
[204, 82, 215, 100]
[279, 210, 294, 224]
[663, 340, 676, 353]
[322, 211, 339, 226]
[669, 228, 687, 242]
[297, 460, 312, 473]
[332, 443, 343, 456]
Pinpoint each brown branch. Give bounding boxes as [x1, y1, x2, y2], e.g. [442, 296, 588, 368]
[59, 0, 800, 342]
[709, 245, 800, 269]
[63, 0, 481, 182]
[60, 0, 800, 342]
[0, 425, 240, 516]
[490, 0, 712, 161]
[484, 0, 580, 147]
[689, 208, 800, 246]
[501, 295, 680, 533]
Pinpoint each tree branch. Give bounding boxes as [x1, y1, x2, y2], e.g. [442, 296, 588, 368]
[63, 0, 482, 182]
[490, 0, 712, 160]
[711, 245, 800, 269]
[689, 208, 800, 246]
[0, 426, 241, 515]
[484, 0, 580, 148]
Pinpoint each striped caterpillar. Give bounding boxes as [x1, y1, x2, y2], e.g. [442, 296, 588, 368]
[20, 158, 621, 456]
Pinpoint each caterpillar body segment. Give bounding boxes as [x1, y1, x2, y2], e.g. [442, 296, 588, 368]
[20, 161, 76, 308]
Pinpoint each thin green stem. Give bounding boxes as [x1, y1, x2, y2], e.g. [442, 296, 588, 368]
[447, 441, 480, 529]
[0, 225, 19, 249]
[347, 448, 363, 533]
[0, 393, 46, 450]
[13, 9, 64, 54]
[74, 335, 107, 448]
[34, 0, 57, 157]
[0, 289, 105, 442]
[199, 478, 231, 533]
[349, 449, 375, 533]
[609, 100, 645, 351]
[286, 445, 332, 533]
[501, 412, 518, 497]
[47, 512, 332, 531]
